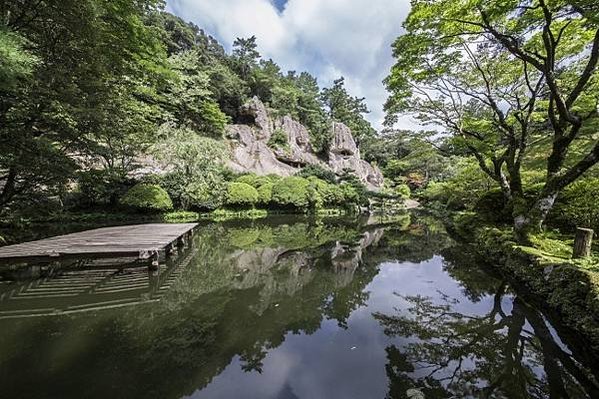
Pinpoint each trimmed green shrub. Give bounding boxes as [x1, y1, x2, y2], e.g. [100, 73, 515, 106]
[235, 173, 272, 188]
[271, 176, 310, 210]
[257, 182, 274, 205]
[226, 182, 259, 207]
[120, 184, 173, 212]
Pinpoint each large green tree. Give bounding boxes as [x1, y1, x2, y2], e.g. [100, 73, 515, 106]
[385, 0, 599, 238]
[0, 0, 167, 209]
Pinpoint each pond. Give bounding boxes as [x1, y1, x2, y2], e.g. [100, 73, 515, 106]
[0, 214, 598, 398]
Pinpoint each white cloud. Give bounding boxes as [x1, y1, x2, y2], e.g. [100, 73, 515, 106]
[167, 0, 411, 130]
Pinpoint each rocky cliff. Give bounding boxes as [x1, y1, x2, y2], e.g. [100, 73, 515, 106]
[225, 97, 384, 190]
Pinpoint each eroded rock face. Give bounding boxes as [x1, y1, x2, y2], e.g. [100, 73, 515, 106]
[226, 97, 383, 190]
[329, 122, 358, 156]
[272, 116, 323, 167]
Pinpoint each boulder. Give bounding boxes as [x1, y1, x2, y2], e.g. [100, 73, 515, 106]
[226, 124, 296, 176]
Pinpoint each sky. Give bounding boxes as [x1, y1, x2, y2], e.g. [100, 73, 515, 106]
[165, 0, 412, 130]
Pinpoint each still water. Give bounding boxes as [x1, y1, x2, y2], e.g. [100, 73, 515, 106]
[0, 214, 597, 398]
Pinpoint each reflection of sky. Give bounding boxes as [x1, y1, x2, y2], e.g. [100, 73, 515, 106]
[190, 255, 509, 399]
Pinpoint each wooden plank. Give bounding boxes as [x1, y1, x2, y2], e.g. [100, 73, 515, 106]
[0, 223, 197, 263]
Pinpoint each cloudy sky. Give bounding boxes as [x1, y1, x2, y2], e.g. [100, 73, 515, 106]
[166, 0, 412, 130]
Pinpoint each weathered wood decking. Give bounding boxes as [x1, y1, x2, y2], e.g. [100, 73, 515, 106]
[0, 223, 197, 264]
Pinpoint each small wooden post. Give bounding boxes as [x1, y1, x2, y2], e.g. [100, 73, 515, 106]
[177, 235, 186, 249]
[573, 227, 594, 259]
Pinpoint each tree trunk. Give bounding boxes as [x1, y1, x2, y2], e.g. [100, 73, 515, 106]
[573, 228, 594, 259]
[513, 192, 558, 242]
[0, 167, 17, 207]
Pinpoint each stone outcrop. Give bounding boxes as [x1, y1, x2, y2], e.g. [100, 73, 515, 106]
[226, 97, 383, 190]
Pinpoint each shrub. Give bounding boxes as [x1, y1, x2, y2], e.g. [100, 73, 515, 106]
[226, 182, 259, 207]
[338, 171, 368, 206]
[296, 164, 337, 183]
[306, 176, 329, 209]
[235, 173, 272, 188]
[257, 182, 274, 205]
[162, 211, 199, 223]
[120, 184, 173, 212]
[267, 128, 289, 150]
[394, 183, 411, 199]
[339, 182, 359, 205]
[161, 172, 226, 211]
[271, 176, 310, 210]
[76, 168, 130, 206]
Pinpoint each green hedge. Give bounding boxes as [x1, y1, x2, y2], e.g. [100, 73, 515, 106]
[271, 176, 310, 209]
[226, 182, 259, 207]
[120, 183, 173, 212]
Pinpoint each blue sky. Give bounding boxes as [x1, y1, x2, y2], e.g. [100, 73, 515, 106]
[166, 0, 412, 130]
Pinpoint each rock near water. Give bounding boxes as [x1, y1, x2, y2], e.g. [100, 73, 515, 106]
[226, 97, 383, 190]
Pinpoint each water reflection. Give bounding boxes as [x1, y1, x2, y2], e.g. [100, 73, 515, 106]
[0, 214, 597, 399]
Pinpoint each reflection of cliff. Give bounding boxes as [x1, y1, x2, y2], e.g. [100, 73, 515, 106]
[0, 218, 387, 399]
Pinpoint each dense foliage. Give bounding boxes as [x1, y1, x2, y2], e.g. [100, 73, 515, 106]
[226, 182, 259, 208]
[385, 0, 599, 239]
[120, 183, 173, 212]
[0, 2, 376, 217]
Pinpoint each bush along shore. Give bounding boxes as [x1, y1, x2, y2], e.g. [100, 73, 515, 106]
[446, 212, 599, 352]
[0, 171, 411, 245]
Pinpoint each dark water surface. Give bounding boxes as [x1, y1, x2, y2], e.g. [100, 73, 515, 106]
[1, 214, 598, 398]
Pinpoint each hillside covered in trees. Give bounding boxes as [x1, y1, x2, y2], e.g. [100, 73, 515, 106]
[0, 1, 396, 220]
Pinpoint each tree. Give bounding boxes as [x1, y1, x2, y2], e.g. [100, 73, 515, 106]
[294, 72, 330, 152]
[163, 50, 229, 137]
[153, 125, 229, 210]
[321, 77, 376, 145]
[385, 0, 599, 239]
[231, 35, 261, 81]
[0, 0, 167, 210]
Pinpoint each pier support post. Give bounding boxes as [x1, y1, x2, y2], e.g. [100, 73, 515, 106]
[149, 250, 160, 270]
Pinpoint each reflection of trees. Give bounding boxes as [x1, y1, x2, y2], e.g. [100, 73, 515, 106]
[0, 218, 387, 399]
[367, 215, 453, 265]
[374, 285, 599, 398]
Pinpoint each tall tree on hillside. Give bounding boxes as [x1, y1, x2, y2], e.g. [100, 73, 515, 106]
[385, 0, 599, 239]
[231, 35, 260, 81]
[294, 72, 330, 152]
[321, 77, 376, 145]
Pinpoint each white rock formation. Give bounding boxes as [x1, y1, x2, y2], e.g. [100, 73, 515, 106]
[226, 97, 384, 190]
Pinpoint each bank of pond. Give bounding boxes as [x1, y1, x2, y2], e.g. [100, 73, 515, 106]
[1, 213, 598, 398]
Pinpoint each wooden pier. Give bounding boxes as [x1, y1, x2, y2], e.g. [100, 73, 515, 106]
[0, 242, 198, 319]
[0, 223, 198, 266]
